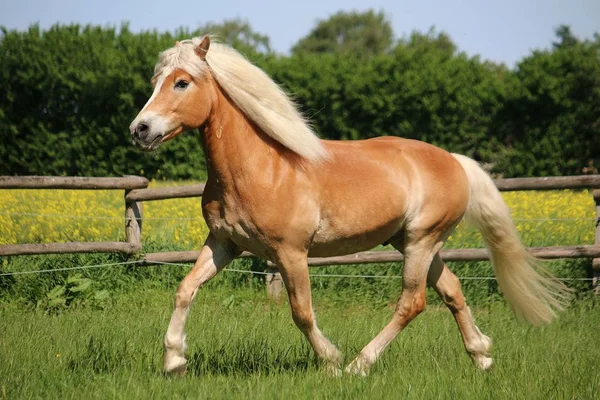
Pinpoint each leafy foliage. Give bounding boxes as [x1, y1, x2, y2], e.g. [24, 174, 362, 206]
[41, 273, 109, 310]
[0, 21, 598, 178]
[197, 18, 272, 56]
[493, 26, 600, 176]
[291, 10, 394, 57]
[0, 24, 207, 179]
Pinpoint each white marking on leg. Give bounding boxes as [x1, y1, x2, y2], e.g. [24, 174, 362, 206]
[428, 256, 494, 371]
[163, 236, 235, 375]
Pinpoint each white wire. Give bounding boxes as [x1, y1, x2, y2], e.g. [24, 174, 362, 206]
[0, 258, 595, 282]
[0, 260, 140, 276]
[146, 261, 595, 282]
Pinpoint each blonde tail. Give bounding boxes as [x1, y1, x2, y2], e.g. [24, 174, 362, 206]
[452, 154, 571, 325]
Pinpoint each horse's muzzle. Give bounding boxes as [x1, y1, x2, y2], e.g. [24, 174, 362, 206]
[130, 121, 163, 151]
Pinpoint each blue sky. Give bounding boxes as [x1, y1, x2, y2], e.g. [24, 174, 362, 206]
[1, 0, 599, 66]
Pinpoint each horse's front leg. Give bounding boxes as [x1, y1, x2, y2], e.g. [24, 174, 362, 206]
[163, 234, 238, 375]
[276, 249, 343, 375]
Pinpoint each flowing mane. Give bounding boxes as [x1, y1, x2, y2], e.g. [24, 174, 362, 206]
[153, 37, 327, 162]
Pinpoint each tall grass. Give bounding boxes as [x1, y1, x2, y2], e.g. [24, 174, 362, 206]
[0, 186, 598, 398]
[1, 288, 598, 399]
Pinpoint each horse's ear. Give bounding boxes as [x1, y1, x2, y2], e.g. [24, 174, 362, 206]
[194, 36, 210, 60]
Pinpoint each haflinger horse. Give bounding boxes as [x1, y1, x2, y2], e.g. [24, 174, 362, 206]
[130, 36, 570, 376]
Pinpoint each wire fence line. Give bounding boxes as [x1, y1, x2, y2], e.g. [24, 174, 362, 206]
[0, 259, 594, 281]
[1, 208, 596, 281]
[0, 260, 140, 276]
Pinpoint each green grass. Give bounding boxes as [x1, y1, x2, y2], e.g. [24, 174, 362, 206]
[1, 187, 598, 398]
[1, 287, 598, 400]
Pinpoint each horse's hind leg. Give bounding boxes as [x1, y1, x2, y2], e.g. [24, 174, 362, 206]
[427, 253, 493, 370]
[276, 249, 343, 375]
[163, 234, 238, 375]
[345, 236, 439, 376]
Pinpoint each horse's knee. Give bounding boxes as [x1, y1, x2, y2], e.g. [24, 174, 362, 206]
[174, 283, 194, 309]
[290, 306, 314, 331]
[440, 276, 466, 313]
[396, 291, 426, 326]
[444, 292, 466, 313]
[412, 292, 427, 316]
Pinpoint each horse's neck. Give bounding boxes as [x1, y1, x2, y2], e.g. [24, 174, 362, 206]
[202, 89, 296, 193]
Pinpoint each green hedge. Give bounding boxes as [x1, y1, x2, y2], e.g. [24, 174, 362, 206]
[1, 24, 598, 179]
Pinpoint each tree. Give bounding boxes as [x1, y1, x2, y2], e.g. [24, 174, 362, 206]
[193, 19, 271, 55]
[1, 23, 597, 180]
[0, 24, 208, 179]
[395, 27, 457, 58]
[552, 25, 578, 49]
[291, 10, 394, 57]
[493, 26, 600, 176]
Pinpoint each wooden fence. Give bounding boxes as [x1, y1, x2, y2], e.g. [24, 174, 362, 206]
[1, 175, 600, 298]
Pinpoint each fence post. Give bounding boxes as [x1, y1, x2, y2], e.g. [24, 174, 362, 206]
[265, 261, 283, 301]
[593, 190, 600, 294]
[125, 190, 143, 251]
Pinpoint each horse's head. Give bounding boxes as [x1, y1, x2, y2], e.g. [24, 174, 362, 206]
[130, 36, 216, 151]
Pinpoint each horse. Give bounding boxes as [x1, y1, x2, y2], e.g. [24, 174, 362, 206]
[129, 36, 570, 376]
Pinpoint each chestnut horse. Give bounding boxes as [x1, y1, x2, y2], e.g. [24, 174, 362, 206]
[130, 36, 569, 376]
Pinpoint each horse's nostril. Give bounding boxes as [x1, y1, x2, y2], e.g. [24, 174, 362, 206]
[136, 123, 150, 139]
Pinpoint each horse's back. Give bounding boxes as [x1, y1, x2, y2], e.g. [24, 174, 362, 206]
[307, 136, 469, 256]
[319, 136, 468, 199]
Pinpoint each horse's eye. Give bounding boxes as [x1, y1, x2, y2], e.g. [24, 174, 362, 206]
[175, 80, 189, 90]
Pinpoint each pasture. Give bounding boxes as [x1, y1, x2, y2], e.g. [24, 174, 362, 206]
[0, 187, 599, 399]
[1, 288, 599, 399]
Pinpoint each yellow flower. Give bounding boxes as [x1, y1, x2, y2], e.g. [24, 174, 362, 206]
[0, 186, 594, 250]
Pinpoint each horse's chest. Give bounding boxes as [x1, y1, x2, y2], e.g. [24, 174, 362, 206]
[202, 198, 255, 245]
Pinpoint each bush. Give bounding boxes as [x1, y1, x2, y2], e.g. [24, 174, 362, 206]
[1, 24, 598, 179]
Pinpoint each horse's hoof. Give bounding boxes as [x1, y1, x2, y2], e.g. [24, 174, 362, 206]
[164, 353, 187, 376]
[324, 363, 343, 377]
[472, 354, 493, 371]
[344, 359, 369, 377]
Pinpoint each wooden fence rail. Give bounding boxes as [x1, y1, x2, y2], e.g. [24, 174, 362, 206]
[0, 175, 149, 190]
[0, 176, 149, 257]
[1, 175, 600, 297]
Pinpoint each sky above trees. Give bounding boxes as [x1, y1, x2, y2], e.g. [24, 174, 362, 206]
[1, 0, 599, 67]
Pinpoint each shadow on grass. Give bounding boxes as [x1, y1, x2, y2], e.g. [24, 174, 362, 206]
[186, 340, 315, 376]
[66, 336, 145, 374]
[66, 335, 315, 377]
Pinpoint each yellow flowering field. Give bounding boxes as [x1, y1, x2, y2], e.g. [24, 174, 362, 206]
[446, 190, 597, 248]
[0, 185, 596, 249]
[0, 181, 209, 249]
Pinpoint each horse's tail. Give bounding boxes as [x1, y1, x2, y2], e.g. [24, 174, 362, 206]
[452, 154, 571, 325]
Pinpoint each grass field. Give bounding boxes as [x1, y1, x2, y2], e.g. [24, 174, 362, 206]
[1, 287, 599, 399]
[0, 186, 599, 399]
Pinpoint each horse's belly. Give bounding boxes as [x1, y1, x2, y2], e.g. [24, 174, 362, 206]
[308, 215, 404, 257]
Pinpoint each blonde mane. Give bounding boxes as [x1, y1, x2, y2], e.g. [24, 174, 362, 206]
[154, 36, 328, 162]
